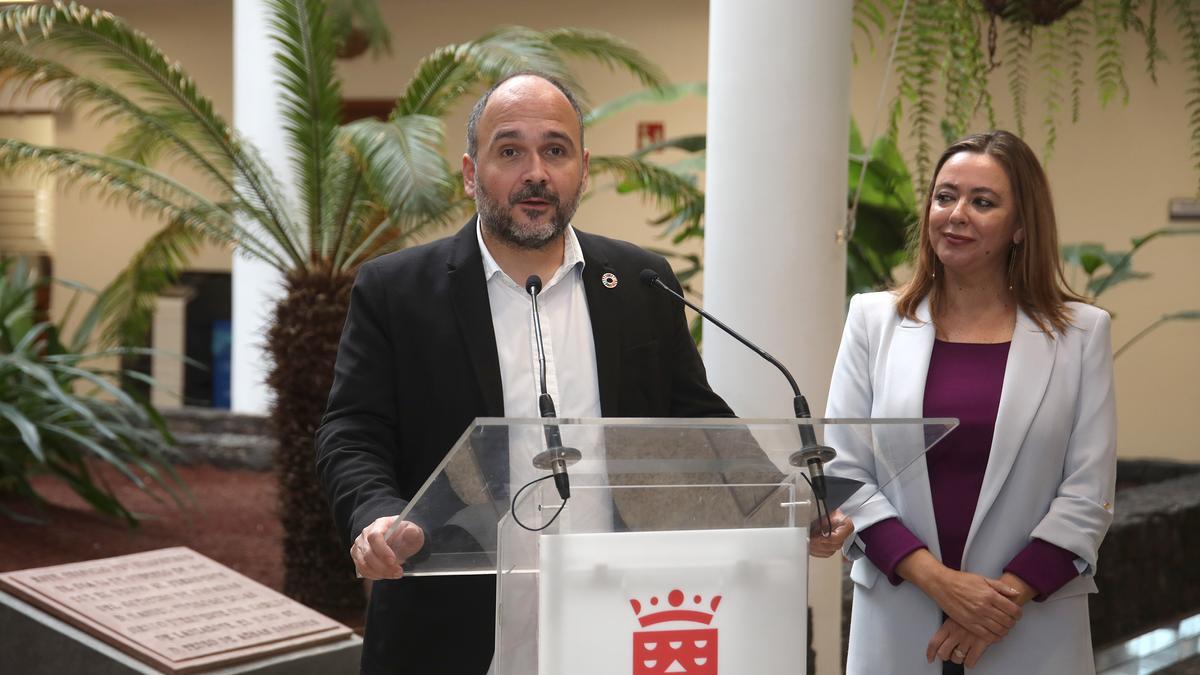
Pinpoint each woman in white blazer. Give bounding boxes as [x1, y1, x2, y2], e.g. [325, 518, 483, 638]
[813, 131, 1116, 675]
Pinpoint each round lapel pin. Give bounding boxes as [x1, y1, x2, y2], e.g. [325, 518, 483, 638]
[601, 272, 618, 289]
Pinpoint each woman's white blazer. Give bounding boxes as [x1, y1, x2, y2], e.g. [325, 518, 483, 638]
[825, 291, 1117, 675]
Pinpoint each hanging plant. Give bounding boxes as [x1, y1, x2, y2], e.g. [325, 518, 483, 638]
[983, 0, 1084, 25]
[325, 0, 389, 60]
[861, 0, 1200, 194]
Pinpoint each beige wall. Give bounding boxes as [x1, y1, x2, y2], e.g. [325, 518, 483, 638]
[9, 1, 1197, 461]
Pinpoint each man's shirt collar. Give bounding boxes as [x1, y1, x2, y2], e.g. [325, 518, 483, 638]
[476, 220, 586, 289]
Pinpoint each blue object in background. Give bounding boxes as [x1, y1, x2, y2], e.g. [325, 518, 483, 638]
[211, 319, 231, 409]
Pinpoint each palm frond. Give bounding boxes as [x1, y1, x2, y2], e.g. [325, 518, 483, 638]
[393, 26, 573, 123]
[0, 2, 304, 267]
[318, 144, 362, 263]
[395, 25, 668, 123]
[337, 174, 471, 270]
[0, 43, 234, 192]
[541, 28, 669, 91]
[330, 195, 387, 271]
[97, 217, 208, 348]
[338, 115, 457, 268]
[392, 43, 481, 118]
[632, 134, 706, 159]
[461, 26, 584, 100]
[0, 139, 286, 268]
[267, 0, 342, 261]
[588, 155, 705, 243]
[585, 82, 706, 127]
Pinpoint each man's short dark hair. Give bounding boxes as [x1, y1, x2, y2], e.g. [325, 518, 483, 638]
[466, 71, 585, 160]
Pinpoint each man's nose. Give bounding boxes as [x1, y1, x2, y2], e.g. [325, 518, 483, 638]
[523, 155, 549, 184]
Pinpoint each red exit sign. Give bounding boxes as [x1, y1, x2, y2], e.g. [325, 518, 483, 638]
[637, 122, 665, 150]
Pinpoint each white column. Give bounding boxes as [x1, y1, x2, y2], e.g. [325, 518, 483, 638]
[232, 0, 290, 414]
[151, 292, 188, 410]
[704, 2, 852, 674]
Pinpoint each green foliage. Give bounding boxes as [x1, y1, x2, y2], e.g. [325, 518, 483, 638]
[1040, 20, 1068, 160]
[0, 258, 185, 524]
[859, 0, 1200, 193]
[1007, 23, 1034, 138]
[853, 0, 888, 62]
[891, 0, 947, 188]
[848, 119, 917, 295]
[1061, 227, 1200, 356]
[1067, 9, 1089, 122]
[941, 2, 991, 146]
[1172, 0, 1200, 186]
[1093, 0, 1130, 107]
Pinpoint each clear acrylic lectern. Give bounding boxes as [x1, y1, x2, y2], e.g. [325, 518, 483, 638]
[396, 417, 955, 675]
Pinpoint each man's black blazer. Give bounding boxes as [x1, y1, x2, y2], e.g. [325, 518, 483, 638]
[316, 218, 732, 674]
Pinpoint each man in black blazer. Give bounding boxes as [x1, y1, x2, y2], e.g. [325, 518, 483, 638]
[316, 72, 732, 674]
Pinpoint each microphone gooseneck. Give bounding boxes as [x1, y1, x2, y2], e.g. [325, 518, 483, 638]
[639, 268, 836, 534]
[525, 275, 574, 503]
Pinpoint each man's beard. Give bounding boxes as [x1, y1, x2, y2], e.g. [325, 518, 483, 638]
[476, 180, 583, 250]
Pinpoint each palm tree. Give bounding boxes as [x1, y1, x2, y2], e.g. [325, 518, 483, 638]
[0, 0, 702, 608]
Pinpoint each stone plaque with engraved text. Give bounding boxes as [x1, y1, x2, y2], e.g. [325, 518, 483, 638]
[0, 547, 352, 673]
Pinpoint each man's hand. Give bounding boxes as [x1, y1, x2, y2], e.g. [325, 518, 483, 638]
[927, 617, 992, 668]
[351, 516, 425, 580]
[809, 509, 854, 558]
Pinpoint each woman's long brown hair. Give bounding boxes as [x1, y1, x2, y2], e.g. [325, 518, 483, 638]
[894, 130, 1086, 335]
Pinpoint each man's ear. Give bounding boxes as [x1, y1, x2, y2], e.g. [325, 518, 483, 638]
[462, 153, 477, 197]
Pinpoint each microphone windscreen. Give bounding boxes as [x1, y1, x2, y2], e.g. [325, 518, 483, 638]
[639, 269, 660, 287]
[525, 275, 543, 294]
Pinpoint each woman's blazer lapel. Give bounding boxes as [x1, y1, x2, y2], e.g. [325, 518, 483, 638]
[962, 307, 1057, 564]
[878, 296, 942, 557]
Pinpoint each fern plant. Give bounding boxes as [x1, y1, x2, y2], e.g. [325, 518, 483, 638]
[860, 0, 1200, 193]
[0, 0, 697, 608]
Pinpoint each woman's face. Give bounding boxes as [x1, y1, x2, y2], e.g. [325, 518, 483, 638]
[927, 152, 1024, 281]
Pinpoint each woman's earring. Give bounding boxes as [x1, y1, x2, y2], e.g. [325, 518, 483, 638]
[1007, 247, 1019, 291]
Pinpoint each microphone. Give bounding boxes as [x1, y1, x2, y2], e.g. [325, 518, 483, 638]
[639, 269, 836, 521]
[525, 275, 580, 502]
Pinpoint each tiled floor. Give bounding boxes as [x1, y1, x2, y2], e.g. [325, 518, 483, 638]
[1096, 613, 1200, 674]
